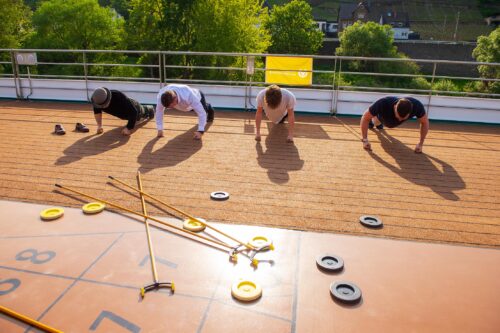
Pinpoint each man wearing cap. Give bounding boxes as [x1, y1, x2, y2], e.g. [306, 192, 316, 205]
[360, 96, 430, 153]
[156, 84, 215, 140]
[255, 85, 296, 143]
[91, 87, 154, 136]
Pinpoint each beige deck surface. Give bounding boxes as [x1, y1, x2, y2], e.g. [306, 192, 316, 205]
[0, 100, 499, 248]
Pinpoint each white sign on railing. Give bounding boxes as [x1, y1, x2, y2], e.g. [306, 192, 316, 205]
[15, 52, 37, 65]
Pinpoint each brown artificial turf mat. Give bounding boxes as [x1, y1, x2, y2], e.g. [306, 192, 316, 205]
[1, 100, 499, 248]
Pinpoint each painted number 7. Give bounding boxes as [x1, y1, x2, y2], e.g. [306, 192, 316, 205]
[90, 310, 141, 333]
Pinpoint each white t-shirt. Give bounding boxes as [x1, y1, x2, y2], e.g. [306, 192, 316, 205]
[256, 88, 296, 124]
[155, 84, 206, 132]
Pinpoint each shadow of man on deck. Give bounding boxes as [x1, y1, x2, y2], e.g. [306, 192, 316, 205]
[55, 126, 131, 166]
[369, 130, 465, 201]
[256, 123, 304, 184]
[137, 124, 207, 174]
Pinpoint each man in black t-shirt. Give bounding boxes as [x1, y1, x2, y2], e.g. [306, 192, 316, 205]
[360, 96, 429, 153]
[91, 87, 154, 136]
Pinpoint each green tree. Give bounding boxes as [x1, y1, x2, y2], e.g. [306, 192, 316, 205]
[0, 0, 32, 48]
[26, 0, 127, 77]
[191, 0, 270, 81]
[99, 0, 130, 19]
[336, 21, 423, 89]
[127, 0, 270, 80]
[472, 27, 500, 93]
[29, 0, 124, 50]
[337, 21, 398, 60]
[127, 0, 196, 51]
[264, 0, 323, 54]
[126, 0, 196, 78]
[192, 0, 269, 53]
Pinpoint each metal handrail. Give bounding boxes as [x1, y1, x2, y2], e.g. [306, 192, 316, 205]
[1, 48, 499, 107]
[1, 48, 498, 66]
[341, 71, 500, 82]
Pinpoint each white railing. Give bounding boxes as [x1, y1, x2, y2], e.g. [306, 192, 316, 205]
[0, 49, 499, 124]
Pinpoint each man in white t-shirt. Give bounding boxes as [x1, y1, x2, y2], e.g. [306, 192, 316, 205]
[255, 85, 296, 143]
[155, 84, 215, 140]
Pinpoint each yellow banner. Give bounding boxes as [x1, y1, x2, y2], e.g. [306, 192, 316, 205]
[265, 56, 313, 85]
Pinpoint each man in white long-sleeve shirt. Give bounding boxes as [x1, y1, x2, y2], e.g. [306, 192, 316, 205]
[155, 84, 215, 140]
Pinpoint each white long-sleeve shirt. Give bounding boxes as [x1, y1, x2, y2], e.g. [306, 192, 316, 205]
[155, 84, 207, 132]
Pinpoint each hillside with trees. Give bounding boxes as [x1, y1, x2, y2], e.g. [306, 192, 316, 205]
[268, 0, 499, 41]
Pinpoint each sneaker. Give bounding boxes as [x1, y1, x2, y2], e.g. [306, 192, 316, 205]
[75, 122, 89, 133]
[376, 123, 384, 130]
[54, 124, 66, 135]
[368, 120, 374, 129]
[144, 105, 155, 119]
[207, 104, 215, 122]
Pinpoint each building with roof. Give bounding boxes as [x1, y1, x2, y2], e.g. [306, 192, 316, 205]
[338, 1, 418, 39]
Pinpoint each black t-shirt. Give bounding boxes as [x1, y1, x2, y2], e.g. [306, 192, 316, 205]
[368, 96, 426, 128]
[93, 90, 140, 130]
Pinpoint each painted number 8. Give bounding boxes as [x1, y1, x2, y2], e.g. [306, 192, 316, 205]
[16, 248, 56, 264]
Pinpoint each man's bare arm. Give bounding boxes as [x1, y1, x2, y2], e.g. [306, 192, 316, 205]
[94, 113, 103, 133]
[415, 114, 429, 153]
[287, 108, 295, 142]
[255, 106, 263, 141]
[360, 110, 373, 150]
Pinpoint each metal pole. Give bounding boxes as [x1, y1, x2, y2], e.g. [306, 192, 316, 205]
[244, 71, 248, 111]
[137, 171, 159, 283]
[83, 51, 90, 101]
[158, 53, 162, 88]
[428, 62, 437, 117]
[330, 57, 338, 115]
[54, 183, 232, 249]
[0, 305, 62, 333]
[10, 51, 22, 99]
[108, 175, 255, 250]
[163, 53, 167, 86]
[26, 66, 33, 100]
[453, 11, 460, 41]
[333, 59, 342, 115]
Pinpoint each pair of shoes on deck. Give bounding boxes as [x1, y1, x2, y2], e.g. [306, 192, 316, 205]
[54, 123, 89, 135]
[368, 121, 384, 130]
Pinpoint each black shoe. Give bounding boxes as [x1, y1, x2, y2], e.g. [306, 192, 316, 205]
[75, 122, 89, 133]
[376, 123, 384, 130]
[145, 105, 155, 119]
[207, 104, 214, 122]
[368, 121, 374, 129]
[54, 124, 66, 135]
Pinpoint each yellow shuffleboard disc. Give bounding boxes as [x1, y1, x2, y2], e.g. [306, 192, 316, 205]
[183, 217, 206, 232]
[82, 202, 106, 214]
[40, 207, 64, 221]
[249, 235, 273, 249]
[231, 278, 262, 302]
